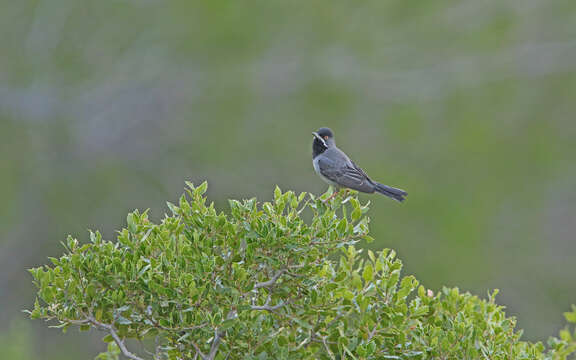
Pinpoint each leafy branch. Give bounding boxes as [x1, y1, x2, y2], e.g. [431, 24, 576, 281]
[28, 183, 576, 359]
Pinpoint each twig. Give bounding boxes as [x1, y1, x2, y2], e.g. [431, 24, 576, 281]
[191, 341, 207, 360]
[325, 312, 348, 329]
[140, 228, 153, 243]
[295, 330, 313, 351]
[86, 316, 146, 360]
[367, 324, 379, 342]
[206, 310, 236, 360]
[252, 327, 285, 353]
[250, 302, 286, 311]
[208, 327, 222, 360]
[250, 292, 288, 311]
[321, 335, 336, 360]
[254, 269, 286, 289]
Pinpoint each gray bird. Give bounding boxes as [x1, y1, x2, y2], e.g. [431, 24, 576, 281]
[312, 127, 407, 202]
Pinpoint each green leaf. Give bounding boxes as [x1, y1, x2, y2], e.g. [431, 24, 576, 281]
[294, 318, 313, 329]
[115, 316, 132, 325]
[362, 264, 373, 282]
[412, 305, 429, 317]
[351, 273, 363, 290]
[220, 319, 235, 330]
[565, 307, 576, 323]
[102, 334, 114, 343]
[351, 207, 362, 222]
[337, 218, 348, 235]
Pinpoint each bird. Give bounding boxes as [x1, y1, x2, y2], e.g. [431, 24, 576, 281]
[312, 127, 407, 202]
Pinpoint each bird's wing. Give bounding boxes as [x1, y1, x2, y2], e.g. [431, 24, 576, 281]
[350, 160, 372, 182]
[316, 156, 374, 192]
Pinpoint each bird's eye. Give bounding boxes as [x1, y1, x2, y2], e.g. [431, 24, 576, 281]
[324, 136, 329, 140]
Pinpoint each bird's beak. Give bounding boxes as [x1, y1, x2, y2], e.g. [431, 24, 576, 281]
[312, 132, 328, 147]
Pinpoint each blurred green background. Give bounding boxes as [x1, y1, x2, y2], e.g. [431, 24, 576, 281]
[1, 0, 576, 358]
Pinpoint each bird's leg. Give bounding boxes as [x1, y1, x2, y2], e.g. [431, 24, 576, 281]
[324, 192, 337, 202]
[323, 187, 340, 203]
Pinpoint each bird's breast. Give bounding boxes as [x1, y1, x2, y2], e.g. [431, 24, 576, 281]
[313, 157, 339, 187]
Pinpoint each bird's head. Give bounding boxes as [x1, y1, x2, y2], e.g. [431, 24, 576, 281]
[312, 127, 335, 146]
[312, 127, 335, 157]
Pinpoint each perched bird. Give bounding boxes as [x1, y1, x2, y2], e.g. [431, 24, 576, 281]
[312, 127, 407, 202]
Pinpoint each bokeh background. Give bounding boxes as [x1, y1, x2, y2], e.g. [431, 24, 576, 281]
[2, 0, 576, 358]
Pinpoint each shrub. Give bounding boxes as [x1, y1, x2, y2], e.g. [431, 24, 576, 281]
[28, 183, 576, 359]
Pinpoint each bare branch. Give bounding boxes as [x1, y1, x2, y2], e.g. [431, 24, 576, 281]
[321, 335, 336, 360]
[367, 324, 379, 342]
[86, 316, 146, 360]
[254, 269, 286, 289]
[250, 292, 289, 312]
[252, 327, 285, 353]
[287, 264, 305, 269]
[250, 301, 286, 311]
[295, 331, 313, 351]
[206, 310, 236, 360]
[191, 341, 207, 360]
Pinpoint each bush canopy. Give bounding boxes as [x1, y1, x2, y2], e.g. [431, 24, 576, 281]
[29, 183, 576, 359]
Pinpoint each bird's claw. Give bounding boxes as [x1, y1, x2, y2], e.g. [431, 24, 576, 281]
[322, 192, 338, 203]
[323, 189, 348, 203]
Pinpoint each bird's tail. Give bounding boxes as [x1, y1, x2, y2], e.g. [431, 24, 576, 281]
[374, 183, 408, 202]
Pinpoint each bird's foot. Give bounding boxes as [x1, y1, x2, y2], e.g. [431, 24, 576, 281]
[323, 193, 336, 203]
[323, 189, 344, 203]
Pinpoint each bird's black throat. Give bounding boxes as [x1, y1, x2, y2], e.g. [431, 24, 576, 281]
[312, 138, 328, 158]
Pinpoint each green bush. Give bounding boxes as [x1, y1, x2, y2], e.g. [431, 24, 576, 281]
[28, 183, 576, 359]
